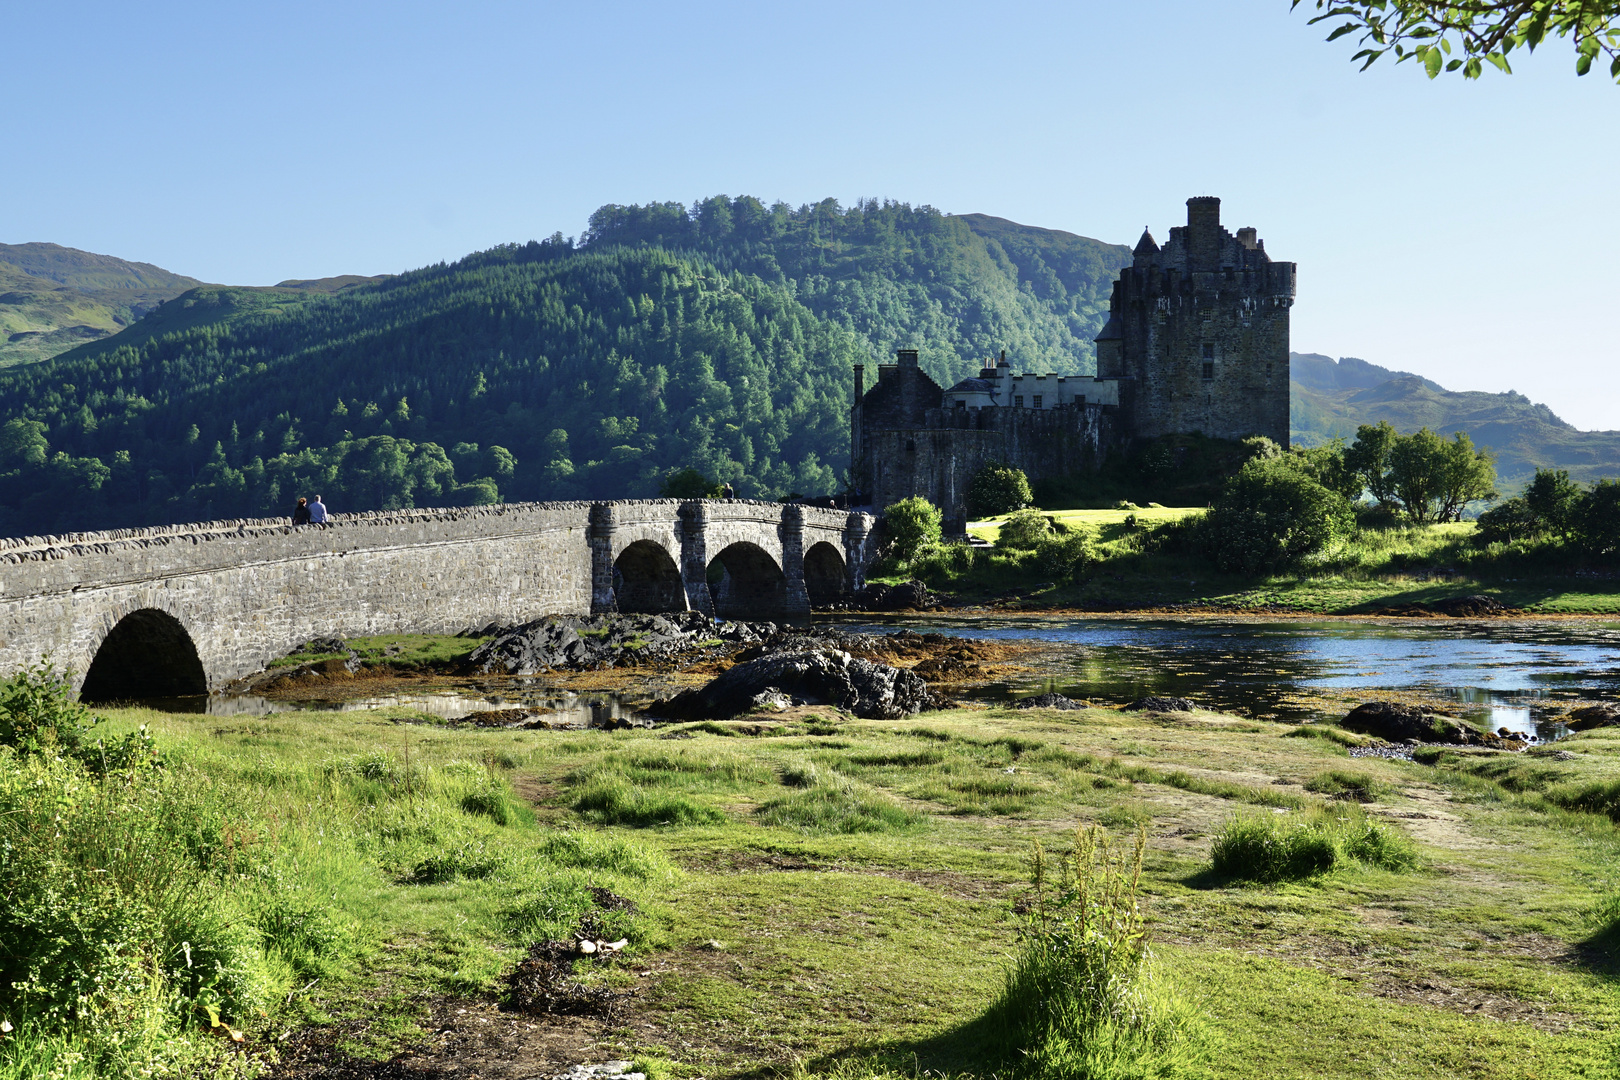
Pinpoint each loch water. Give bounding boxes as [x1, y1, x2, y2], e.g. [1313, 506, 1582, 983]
[173, 616, 1620, 741]
[840, 615, 1620, 740]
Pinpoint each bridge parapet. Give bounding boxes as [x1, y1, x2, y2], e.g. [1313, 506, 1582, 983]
[0, 499, 874, 696]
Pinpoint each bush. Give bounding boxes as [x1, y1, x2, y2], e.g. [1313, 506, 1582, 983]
[657, 467, 722, 499]
[987, 828, 1205, 1078]
[1576, 479, 1620, 560]
[1210, 805, 1417, 882]
[1476, 496, 1538, 544]
[1034, 531, 1096, 579]
[0, 661, 101, 762]
[998, 508, 1056, 551]
[881, 497, 942, 562]
[1203, 457, 1355, 574]
[966, 462, 1033, 519]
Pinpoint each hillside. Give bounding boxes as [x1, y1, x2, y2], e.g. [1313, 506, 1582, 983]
[581, 197, 1131, 387]
[0, 240, 864, 535]
[0, 199, 1128, 537]
[1290, 352, 1620, 491]
[0, 242, 205, 367]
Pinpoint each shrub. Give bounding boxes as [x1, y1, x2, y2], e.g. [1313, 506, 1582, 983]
[0, 661, 101, 762]
[1034, 531, 1096, 579]
[908, 540, 975, 584]
[657, 467, 723, 499]
[1210, 805, 1417, 882]
[1476, 496, 1539, 544]
[882, 497, 942, 562]
[997, 509, 1055, 550]
[987, 828, 1204, 1078]
[966, 462, 1033, 519]
[1203, 457, 1355, 574]
[1576, 479, 1620, 560]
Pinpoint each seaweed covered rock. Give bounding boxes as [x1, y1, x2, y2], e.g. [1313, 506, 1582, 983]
[1126, 696, 1196, 714]
[1013, 693, 1085, 710]
[1341, 701, 1477, 744]
[655, 649, 934, 721]
[466, 613, 771, 674]
[1565, 703, 1620, 731]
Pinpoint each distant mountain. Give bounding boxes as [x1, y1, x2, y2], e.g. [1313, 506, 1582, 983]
[0, 242, 205, 367]
[1290, 352, 1620, 493]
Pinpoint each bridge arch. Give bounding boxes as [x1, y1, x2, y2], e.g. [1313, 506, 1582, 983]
[708, 542, 786, 620]
[614, 539, 687, 614]
[803, 541, 847, 607]
[79, 606, 208, 703]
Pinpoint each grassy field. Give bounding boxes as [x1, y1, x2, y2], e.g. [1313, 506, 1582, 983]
[6, 695, 1617, 1078]
[942, 511, 1620, 615]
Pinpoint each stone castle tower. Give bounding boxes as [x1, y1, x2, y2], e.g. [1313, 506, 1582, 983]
[1093, 196, 1294, 446]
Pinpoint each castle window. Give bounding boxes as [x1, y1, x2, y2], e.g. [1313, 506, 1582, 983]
[955, 399, 966, 409]
[1202, 362, 1214, 380]
[1266, 363, 1274, 378]
[1032, 395, 1043, 409]
[906, 439, 916, 452]
[1201, 343, 1214, 359]
[1014, 395, 1024, 407]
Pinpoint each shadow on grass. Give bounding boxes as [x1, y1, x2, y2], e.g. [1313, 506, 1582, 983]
[733, 1012, 1008, 1080]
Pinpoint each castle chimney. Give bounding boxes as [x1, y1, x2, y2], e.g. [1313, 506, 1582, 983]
[1236, 227, 1258, 251]
[896, 348, 919, 367]
[853, 363, 865, 399]
[1186, 196, 1221, 269]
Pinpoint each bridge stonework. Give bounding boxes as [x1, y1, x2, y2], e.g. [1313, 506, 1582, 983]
[0, 499, 872, 697]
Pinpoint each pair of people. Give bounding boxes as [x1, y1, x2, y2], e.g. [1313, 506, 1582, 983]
[291, 495, 328, 526]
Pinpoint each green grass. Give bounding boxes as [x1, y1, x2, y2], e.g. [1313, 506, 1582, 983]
[1210, 805, 1419, 882]
[887, 512, 1620, 614]
[5, 688, 1619, 1078]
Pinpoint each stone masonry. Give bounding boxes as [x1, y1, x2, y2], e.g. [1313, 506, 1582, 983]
[851, 197, 1293, 530]
[0, 499, 872, 696]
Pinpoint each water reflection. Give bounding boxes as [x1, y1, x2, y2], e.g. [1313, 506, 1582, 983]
[837, 615, 1620, 727]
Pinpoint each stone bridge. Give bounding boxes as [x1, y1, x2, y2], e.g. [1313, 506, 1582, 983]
[0, 499, 873, 701]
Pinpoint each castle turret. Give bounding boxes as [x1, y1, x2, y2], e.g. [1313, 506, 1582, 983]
[1093, 196, 1294, 447]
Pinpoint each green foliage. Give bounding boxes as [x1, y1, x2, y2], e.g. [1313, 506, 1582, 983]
[1387, 428, 1496, 523]
[1210, 805, 1418, 882]
[1476, 496, 1539, 544]
[0, 661, 101, 760]
[882, 497, 943, 562]
[1574, 479, 1620, 559]
[1294, 0, 1620, 83]
[657, 467, 722, 499]
[998, 509, 1057, 550]
[1035, 530, 1097, 579]
[966, 461, 1033, 518]
[1524, 467, 1583, 538]
[987, 828, 1205, 1079]
[1204, 457, 1355, 574]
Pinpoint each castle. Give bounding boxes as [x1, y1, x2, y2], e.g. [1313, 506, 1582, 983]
[850, 196, 1295, 532]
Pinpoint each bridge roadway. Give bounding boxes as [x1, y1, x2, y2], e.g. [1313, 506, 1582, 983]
[0, 499, 873, 701]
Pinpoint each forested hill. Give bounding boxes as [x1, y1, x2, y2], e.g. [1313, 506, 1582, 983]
[0, 198, 1128, 537]
[579, 198, 1130, 387]
[0, 242, 864, 536]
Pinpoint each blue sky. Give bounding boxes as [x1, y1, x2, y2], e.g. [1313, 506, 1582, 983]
[4, 0, 1616, 430]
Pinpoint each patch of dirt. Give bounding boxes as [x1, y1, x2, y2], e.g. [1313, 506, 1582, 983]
[1367, 787, 1497, 851]
[671, 850, 1015, 903]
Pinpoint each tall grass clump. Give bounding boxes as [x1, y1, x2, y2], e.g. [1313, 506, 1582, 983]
[572, 773, 727, 827]
[1210, 805, 1418, 883]
[755, 774, 922, 835]
[986, 828, 1205, 1079]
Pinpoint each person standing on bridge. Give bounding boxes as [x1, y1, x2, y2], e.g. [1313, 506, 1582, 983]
[720, 482, 735, 499]
[291, 497, 311, 526]
[308, 495, 328, 524]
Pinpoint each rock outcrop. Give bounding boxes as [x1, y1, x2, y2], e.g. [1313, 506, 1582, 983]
[1013, 692, 1085, 710]
[1565, 702, 1620, 731]
[1341, 701, 1478, 744]
[1126, 696, 1196, 713]
[654, 649, 934, 721]
[466, 613, 772, 675]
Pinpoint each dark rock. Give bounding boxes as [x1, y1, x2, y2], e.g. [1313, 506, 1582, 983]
[1427, 595, 1511, 616]
[1125, 696, 1196, 713]
[1013, 692, 1085, 710]
[465, 612, 771, 674]
[1342, 701, 1478, 744]
[299, 636, 348, 654]
[846, 579, 936, 612]
[1565, 703, 1620, 731]
[654, 649, 934, 721]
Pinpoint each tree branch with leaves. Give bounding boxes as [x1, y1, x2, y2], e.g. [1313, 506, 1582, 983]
[1294, 1, 1620, 81]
